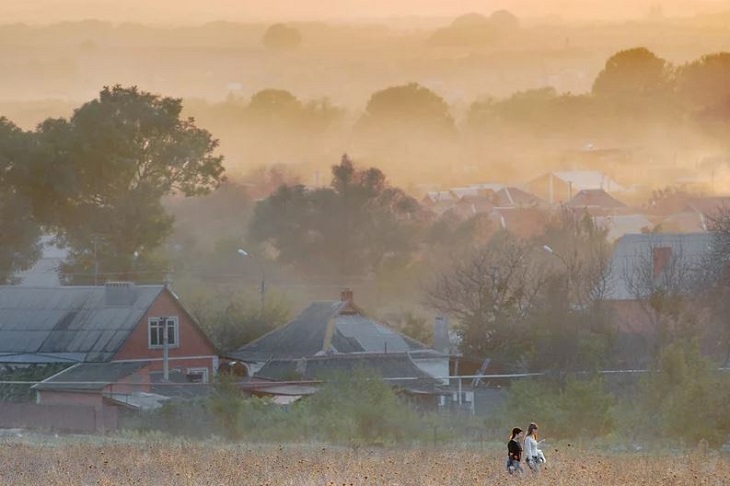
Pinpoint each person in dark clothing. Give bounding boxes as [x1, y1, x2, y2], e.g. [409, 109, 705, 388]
[506, 427, 523, 474]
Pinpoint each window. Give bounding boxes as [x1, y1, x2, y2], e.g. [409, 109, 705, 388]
[148, 316, 179, 349]
[186, 367, 209, 384]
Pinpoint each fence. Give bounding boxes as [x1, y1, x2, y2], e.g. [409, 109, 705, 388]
[0, 402, 113, 433]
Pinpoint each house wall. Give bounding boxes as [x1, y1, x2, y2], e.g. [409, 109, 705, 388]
[39, 390, 103, 407]
[113, 289, 218, 377]
[412, 358, 449, 385]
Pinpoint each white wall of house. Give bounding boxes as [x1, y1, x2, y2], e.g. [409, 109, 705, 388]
[412, 357, 449, 384]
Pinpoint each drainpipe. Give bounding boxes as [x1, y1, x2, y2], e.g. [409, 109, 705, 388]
[162, 316, 169, 382]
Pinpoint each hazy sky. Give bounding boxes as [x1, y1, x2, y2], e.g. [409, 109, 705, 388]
[3, 0, 730, 24]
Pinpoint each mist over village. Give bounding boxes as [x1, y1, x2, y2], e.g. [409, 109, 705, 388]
[1, 1, 730, 484]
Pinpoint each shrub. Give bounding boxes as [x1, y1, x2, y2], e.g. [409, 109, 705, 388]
[0, 364, 68, 402]
[503, 376, 615, 439]
[301, 370, 423, 446]
[621, 341, 730, 447]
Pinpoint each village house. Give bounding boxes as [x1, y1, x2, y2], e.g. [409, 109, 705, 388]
[529, 171, 627, 205]
[0, 283, 218, 431]
[566, 188, 629, 216]
[604, 233, 714, 368]
[225, 290, 461, 411]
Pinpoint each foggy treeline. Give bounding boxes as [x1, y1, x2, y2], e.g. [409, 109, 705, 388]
[3, 11, 730, 188]
[4, 2, 730, 451]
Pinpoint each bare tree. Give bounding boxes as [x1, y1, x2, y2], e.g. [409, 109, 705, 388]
[533, 209, 616, 372]
[542, 208, 612, 308]
[701, 208, 730, 365]
[622, 242, 703, 353]
[426, 232, 548, 362]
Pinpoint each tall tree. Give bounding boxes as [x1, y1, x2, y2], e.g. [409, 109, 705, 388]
[592, 47, 675, 119]
[262, 23, 302, 51]
[0, 118, 41, 283]
[426, 232, 548, 364]
[532, 210, 615, 372]
[592, 47, 673, 100]
[677, 52, 730, 113]
[35, 86, 225, 284]
[358, 83, 455, 135]
[249, 154, 423, 277]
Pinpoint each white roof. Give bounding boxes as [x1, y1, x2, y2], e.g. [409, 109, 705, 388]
[468, 183, 505, 192]
[593, 215, 653, 242]
[551, 171, 626, 193]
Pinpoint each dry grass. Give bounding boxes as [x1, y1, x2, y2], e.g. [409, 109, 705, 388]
[0, 437, 727, 485]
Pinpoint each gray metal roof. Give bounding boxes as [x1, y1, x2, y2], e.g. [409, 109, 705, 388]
[605, 233, 713, 300]
[32, 361, 148, 392]
[0, 285, 165, 363]
[226, 301, 436, 362]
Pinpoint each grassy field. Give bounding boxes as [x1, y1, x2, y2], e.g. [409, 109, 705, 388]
[0, 436, 727, 485]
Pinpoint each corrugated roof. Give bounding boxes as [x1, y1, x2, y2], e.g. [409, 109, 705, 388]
[32, 361, 148, 392]
[226, 301, 436, 362]
[0, 285, 164, 363]
[552, 171, 626, 193]
[605, 233, 713, 300]
[495, 187, 543, 208]
[227, 301, 346, 361]
[593, 214, 653, 242]
[567, 189, 627, 209]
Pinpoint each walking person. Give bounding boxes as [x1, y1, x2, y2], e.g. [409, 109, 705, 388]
[506, 427, 523, 475]
[523, 422, 545, 473]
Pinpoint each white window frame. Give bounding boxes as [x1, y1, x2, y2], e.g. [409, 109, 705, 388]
[148, 316, 180, 349]
[186, 367, 209, 384]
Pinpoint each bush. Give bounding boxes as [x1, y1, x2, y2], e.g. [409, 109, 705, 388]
[619, 342, 730, 447]
[303, 370, 423, 446]
[503, 376, 615, 439]
[0, 364, 69, 402]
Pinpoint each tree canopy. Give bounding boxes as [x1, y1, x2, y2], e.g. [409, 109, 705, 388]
[249, 154, 423, 277]
[592, 47, 672, 101]
[358, 83, 455, 135]
[33, 85, 225, 283]
[262, 23, 302, 51]
[0, 118, 41, 283]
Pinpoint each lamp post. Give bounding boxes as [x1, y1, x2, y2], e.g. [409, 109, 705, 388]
[543, 245, 570, 304]
[237, 249, 265, 316]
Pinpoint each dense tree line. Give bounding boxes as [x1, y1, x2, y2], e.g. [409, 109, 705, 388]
[0, 85, 225, 284]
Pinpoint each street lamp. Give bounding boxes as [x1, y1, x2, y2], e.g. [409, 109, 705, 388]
[543, 244, 570, 303]
[237, 249, 265, 316]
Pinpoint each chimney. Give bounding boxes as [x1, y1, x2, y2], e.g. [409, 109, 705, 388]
[104, 282, 137, 306]
[433, 316, 450, 354]
[652, 247, 672, 279]
[340, 288, 353, 304]
[339, 288, 358, 315]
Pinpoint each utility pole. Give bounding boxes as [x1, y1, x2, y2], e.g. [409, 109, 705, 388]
[93, 237, 99, 286]
[161, 316, 169, 382]
[237, 249, 266, 317]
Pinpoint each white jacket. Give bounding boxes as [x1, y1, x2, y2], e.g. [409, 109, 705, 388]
[524, 436, 540, 460]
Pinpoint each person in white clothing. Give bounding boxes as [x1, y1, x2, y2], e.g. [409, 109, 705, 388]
[523, 422, 545, 473]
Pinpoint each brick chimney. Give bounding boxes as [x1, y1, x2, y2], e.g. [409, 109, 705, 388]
[652, 247, 672, 279]
[339, 288, 357, 314]
[432, 316, 450, 354]
[104, 282, 137, 306]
